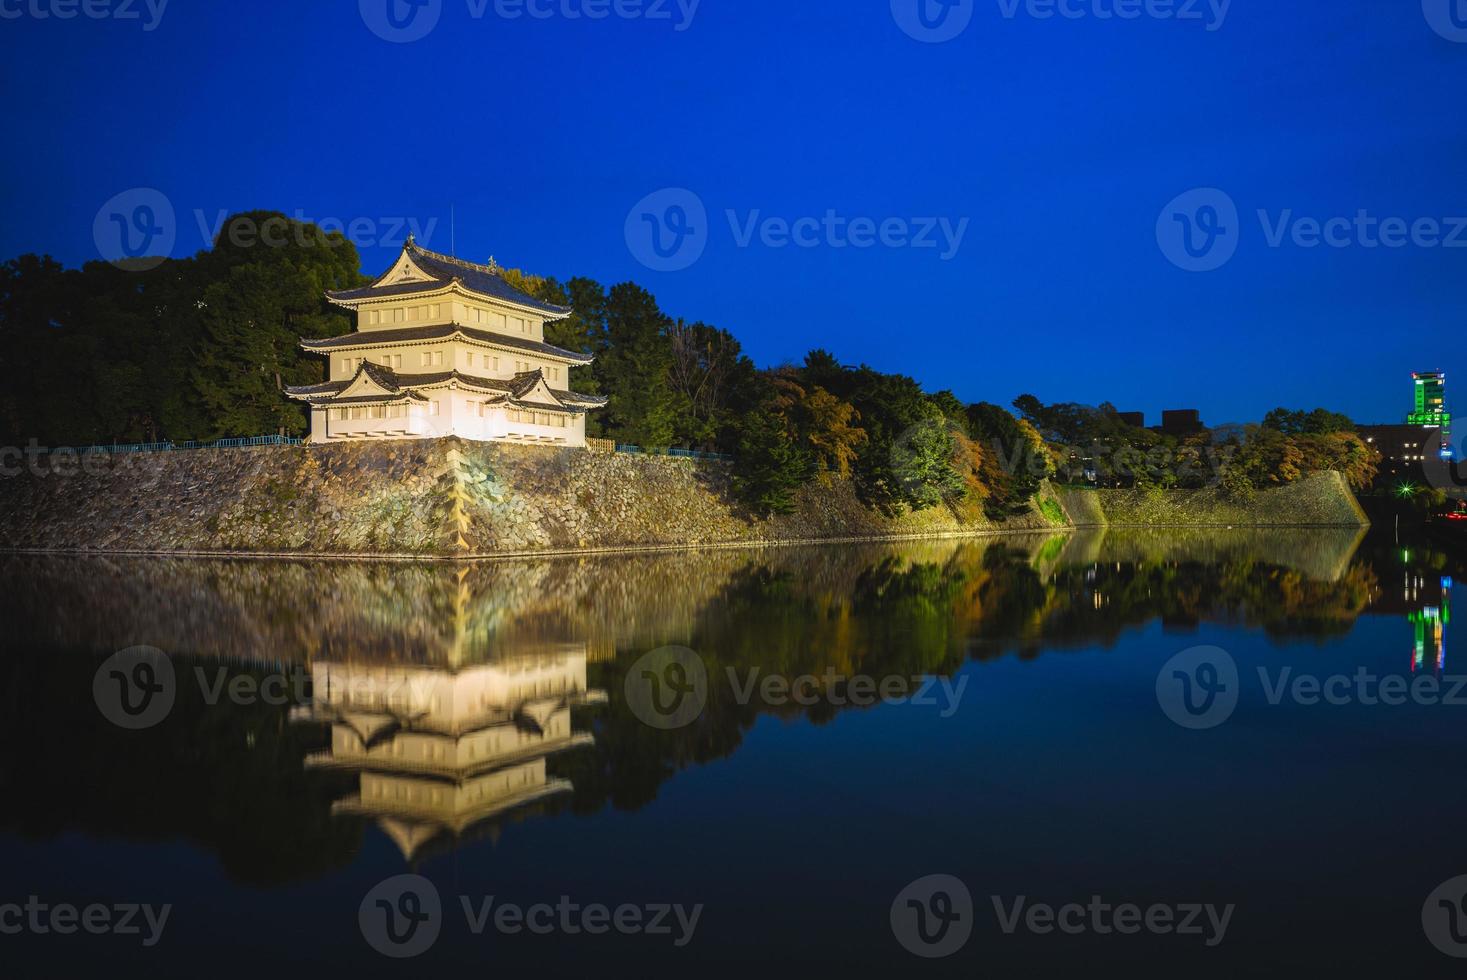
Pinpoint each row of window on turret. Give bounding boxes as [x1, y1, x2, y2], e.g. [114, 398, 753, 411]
[362, 305, 535, 334]
[341, 352, 562, 380]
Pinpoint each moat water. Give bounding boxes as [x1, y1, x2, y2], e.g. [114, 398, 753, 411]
[2, 527, 1464, 977]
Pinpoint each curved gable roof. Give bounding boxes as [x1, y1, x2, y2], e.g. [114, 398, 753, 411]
[285, 364, 607, 411]
[298, 323, 594, 365]
[326, 239, 572, 318]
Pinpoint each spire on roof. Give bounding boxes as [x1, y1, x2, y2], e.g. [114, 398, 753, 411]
[487, 255, 499, 274]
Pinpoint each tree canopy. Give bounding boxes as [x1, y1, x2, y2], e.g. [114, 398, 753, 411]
[0, 213, 1380, 518]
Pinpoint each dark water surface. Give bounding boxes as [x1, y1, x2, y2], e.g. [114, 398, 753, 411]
[2, 527, 1465, 977]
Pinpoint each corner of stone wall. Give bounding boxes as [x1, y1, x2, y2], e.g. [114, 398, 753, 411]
[1053, 485, 1108, 527]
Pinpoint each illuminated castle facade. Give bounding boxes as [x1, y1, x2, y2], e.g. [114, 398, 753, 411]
[286, 238, 606, 448]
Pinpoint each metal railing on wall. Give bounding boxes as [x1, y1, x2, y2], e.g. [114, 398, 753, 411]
[615, 444, 734, 463]
[36, 434, 734, 462]
[44, 434, 304, 456]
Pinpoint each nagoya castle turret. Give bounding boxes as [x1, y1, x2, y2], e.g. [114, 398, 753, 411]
[286, 236, 606, 447]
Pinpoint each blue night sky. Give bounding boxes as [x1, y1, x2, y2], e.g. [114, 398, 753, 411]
[2, 0, 1465, 427]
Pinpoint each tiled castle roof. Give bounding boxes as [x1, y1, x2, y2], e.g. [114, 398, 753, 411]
[325, 239, 571, 317]
[298, 323, 593, 365]
[284, 364, 608, 410]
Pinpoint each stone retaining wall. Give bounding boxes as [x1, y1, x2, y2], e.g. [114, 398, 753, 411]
[1057, 471, 1369, 528]
[0, 440, 1060, 557]
[0, 441, 1366, 558]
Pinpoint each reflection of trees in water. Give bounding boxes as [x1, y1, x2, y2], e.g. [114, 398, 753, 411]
[1026, 559, 1379, 654]
[0, 531, 1394, 874]
[563, 544, 1382, 815]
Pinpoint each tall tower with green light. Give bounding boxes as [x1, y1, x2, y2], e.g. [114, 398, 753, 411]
[1407, 371, 1453, 459]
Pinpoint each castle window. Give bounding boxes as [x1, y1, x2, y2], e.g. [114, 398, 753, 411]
[392, 308, 405, 323]
[367, 310, 381, 326]
[430, 304, 440, 319]
[430, 401, 441, 416]
[466, 352, 475, 368]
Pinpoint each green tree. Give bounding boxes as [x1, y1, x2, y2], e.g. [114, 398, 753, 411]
[1262, 407, 1357, 436]
[593, 283, 679, 448]
[888, 410, 967, 510]
[967, 402, 1051, 516]
[190, 212, 360, 439]
[666, 319, 757, 449]
[731, 406, 812, 516]
[499, 269, 607, 395]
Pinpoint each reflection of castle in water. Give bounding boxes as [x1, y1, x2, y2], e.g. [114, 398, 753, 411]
[291, 643, 604, 860]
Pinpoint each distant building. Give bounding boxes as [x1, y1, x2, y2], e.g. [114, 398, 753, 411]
[1408, 371, 1452, 458]
[286, 237, 607, 447]
[1157, 409, 1204, 438]
[1116, 411, 1145, 429]
[1359, 370, 1454, 468]
[1357, 423, 1440, 464]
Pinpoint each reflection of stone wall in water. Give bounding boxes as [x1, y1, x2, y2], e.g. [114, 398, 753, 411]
[0, 439, 1065, 557]
[1, 529, 1370, 668]
[0, 539, 1053, 663]
[0, 531, 1385, 862]
[1075, 526, 1369, 583]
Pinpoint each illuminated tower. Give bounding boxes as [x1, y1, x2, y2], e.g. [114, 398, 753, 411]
[1407, 371, 1452, 458]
